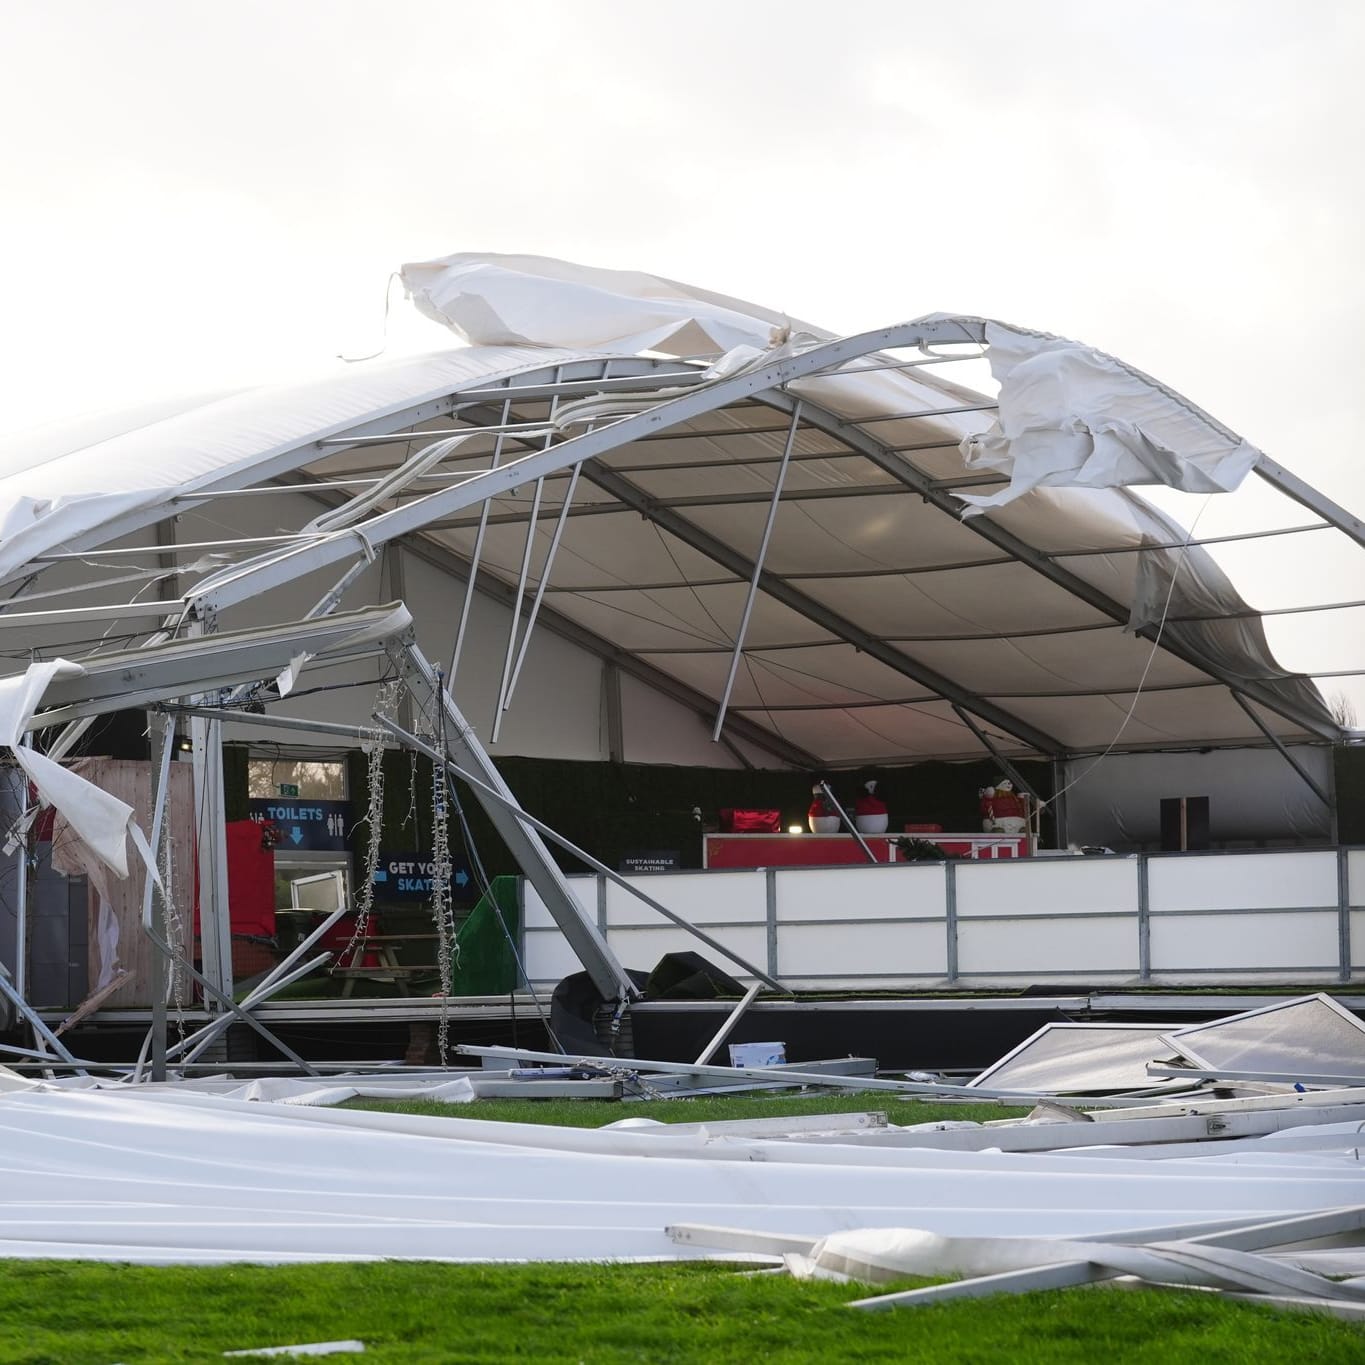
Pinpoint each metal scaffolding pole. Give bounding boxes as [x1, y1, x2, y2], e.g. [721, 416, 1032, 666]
[375, 713, 784, 992]
[392, 638, 639, 1004]
[450, 396, 513, 682]
[13, 743, 29, 1000]
[502, 462, 582, 716]
[1231, 692, 1332, 807]
[146, 713, 175, 1080]
[713, 401, 801, 742]
[950, 704, 1041, 801]
[819, 781, 878, 864]
[492, 378, 563, 743]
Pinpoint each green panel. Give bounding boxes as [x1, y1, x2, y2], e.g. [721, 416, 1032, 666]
[449, 875, 521, 995]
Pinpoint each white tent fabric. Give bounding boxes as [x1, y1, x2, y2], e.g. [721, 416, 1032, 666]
[0, 658, 149, 882]
[0, 1085, 1361, 1264]
[956, 321, 1261, 512]
[0, 254, 1338, 763]
[400, 251, 817, 358]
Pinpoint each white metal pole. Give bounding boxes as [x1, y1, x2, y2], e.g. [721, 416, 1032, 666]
[693, 981, 762, 1066]
[13, 742, 28, 1000]
[712, 400, 802, 741]
[502, 462, 582, 711]
[819, 780, 878, 864]
[449, 396, 513, 682]
[491, 475, 545, 745]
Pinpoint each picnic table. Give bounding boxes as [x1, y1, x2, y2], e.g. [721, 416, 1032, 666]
[332, 933, 440, 997]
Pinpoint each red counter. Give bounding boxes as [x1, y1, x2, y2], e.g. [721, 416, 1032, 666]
[703, 832, 1030, 868]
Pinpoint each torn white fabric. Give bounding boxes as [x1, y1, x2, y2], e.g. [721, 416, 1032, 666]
[400, 252, 818, 358]
[782, 1225, 1365, 1300]
[956, 322, 1261, 513]
[0, 660, 141, 881]
[219, 1076, 477, 1107]
[0, 1087, 1363, 1264]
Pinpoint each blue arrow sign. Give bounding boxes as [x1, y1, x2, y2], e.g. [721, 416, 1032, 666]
[289, 826, 304, 846]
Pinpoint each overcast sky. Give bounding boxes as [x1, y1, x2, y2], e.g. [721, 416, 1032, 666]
[2, 1, 1362, 709]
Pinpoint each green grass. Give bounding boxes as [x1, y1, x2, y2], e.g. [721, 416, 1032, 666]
[9, 1094, 1364, 1363]
[4, 1259, 1364, 1364]
[344, 1091, 1033, 1126]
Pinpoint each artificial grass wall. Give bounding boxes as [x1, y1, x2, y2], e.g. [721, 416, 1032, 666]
[451, 876, 520, 994]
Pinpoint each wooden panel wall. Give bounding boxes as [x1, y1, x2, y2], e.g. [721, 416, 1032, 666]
[71, 759, 197, 1008]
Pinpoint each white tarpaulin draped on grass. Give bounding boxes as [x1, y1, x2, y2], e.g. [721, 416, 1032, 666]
[0, 1085, 1362, 1265]
[954, 322, 1260, 513]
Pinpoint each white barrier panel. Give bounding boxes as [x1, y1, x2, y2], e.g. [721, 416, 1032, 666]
[523, 925, 585, 983]
[774, 864, 946, 921]
[520, 876, 597, 929]
[1349, 850, 1365, 908]
[1150, 910, 1340, 973]
[521, 877, 597, 983]
[956, 857, 1139, 919]
[606, 926, 769, 979]
[778, 919, 948, 980]
[517, 848, 1358, 990]
[605, 871, 765, 927]
[957, 916, 1137, 975]
[1148, 851, 1338, 912]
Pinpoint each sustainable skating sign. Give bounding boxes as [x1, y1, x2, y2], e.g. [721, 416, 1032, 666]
[248, 799, 352, 851]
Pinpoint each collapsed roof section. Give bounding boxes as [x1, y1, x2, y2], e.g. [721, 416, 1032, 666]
[0, 254, 1351, 765]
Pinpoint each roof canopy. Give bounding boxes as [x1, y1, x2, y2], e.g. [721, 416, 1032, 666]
[0, 254, 1351, 767]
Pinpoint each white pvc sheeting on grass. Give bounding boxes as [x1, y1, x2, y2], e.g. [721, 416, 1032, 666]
[1, 1085, 1363, 1265]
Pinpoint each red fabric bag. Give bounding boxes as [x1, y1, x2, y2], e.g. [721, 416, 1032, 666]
[719, 807, 782, 834]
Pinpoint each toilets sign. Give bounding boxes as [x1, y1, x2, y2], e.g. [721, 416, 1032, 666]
[248, 799, 351, 852]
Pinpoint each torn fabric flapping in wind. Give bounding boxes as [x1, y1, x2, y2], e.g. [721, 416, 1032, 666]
[955, 322, 1261, 513]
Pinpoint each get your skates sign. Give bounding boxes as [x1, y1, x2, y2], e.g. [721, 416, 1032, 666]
[248, 798, 352, 851]
[373, 850, 477, 904]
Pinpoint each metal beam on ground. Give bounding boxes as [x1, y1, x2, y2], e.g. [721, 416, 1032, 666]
[456, 1043, 1152, 1103]
[847, 1205, 1365, 1312]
